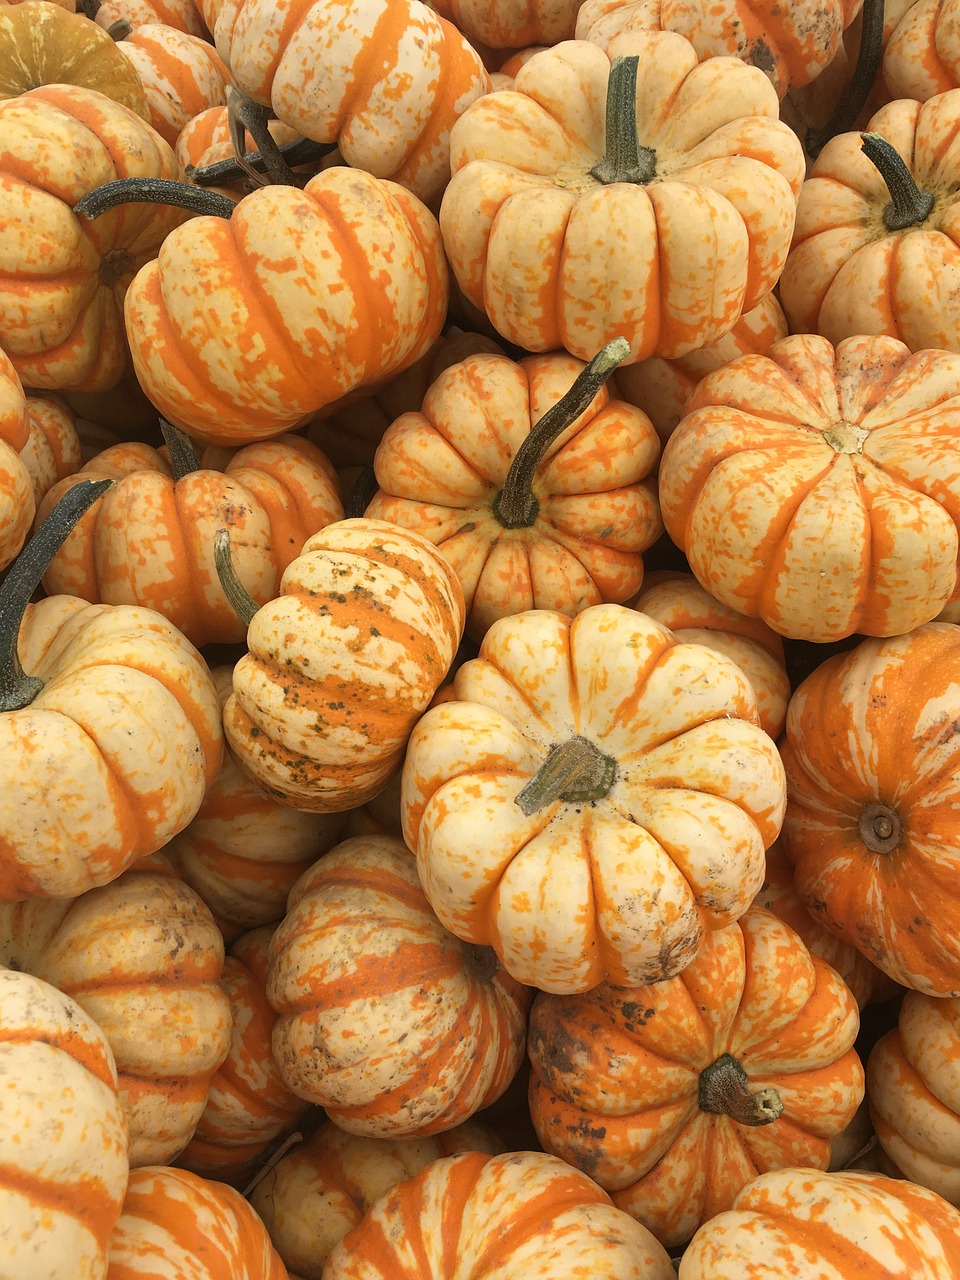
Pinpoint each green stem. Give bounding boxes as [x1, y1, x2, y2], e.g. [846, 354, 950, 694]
[346, 465, 378, 520]
[699, 1053, 783, 1126]
[492, 337, 630, 528]
[0, 478, 113, 712]
[159, 419, 201, 481]
[74, 177, 237, 222]
[515, 736, 617, 816]
[589, 56, 656, 186]
[214, 528, 259, 628]
[860, 132, 935, 230]
[189, 135, 337, 189]
[227, 87, 298, 188]
[806, 0, 885, 159]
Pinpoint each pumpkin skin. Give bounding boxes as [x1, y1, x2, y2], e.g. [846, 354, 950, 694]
[1, 594, 223, 901]
[575, 0, 865, 97]
[175, 103, 301, 199]
[882, 0, 960, 101]
[658, 332, 960, 642]
[366, 348, 662, 642]
[197, 0, 489, 207]
[630, 571, 789, 740]
[116, 22, 231, 146]
[0, 857, 233, 1166]
[95, 0, 209, 36]
[677, 1167, 960, 1279]
[106, 1165, 289, 1280]
[36, 431, 344, 648]
[248, 1118, 503, 1279]
[267, 834, 532, 1137]
[430, 0, 583, 50]
[323, 1149, 674, 1279]
[779, 94, 960, 352]
[440, 36, 805, 363]
[223, 518, 465, 813]
[529, 905, 864, 1248]
[0, 438, 33, 573]
[123, 168, 449, 446]
[867, 990, 960, 1204]
[780, 622, 960, 998]
[176, 926, 309, 1184]
[0, 83, 184, 393]
[0, 967, 129, 1280]
[20, 393, 84, 506]
[0, 1, 149, 115]
[401, 602, 786, 994]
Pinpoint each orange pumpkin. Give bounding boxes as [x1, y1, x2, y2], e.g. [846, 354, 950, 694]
[677, 1167, 960, 1278]
[19, 394, 84, 506]
[93, 0, 209, 37]
[36, 425, 344, 648]
[0, 83, 184, 393]
[440, 38, 805, 362]
[220, 518, 465, 813]
[658, 332, 960, 641]
[106, 1165, 289, 1279]
[0, 967, 129, 1280]
[0, 347, 33, 573]
[248, 1118, 503, 1279]
[323, 1150, 674, 1279]
[1, 482, 223, 902]
[116, 21, 231, 145]
[175, 102, 301, 199]
[430, 0, 582, 50]
[780, 622, 960, 997]
[882, 0, 960, 101]
[401, 602, 786, 994]
[367, 340, 662, 642]
[0, 856, 233, 1166]
[267, 834, 531, 1137]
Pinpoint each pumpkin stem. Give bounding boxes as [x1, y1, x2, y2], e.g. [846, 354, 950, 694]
[106, 16, 133, 38]
[241, 1130, 304, 1200]
[74, 176, 237, 221]
[515, 735, 618, 816]
[346, 465, 378, 520]
[858, 800, 902, 854]
[590, 56, 656, 186]
[805, 0, 885, 160]
[0, 478, 114, 712]
[214, 527, 260, 628]
[160, 419, 201, 481]
[79, 0, 101, 15]
[860, 133, 935, 230]
[190, 135, 337, 190]
[227, 87, 300, 188]
[699, 1053, 783, 1126]
[493, 337, 630, 529]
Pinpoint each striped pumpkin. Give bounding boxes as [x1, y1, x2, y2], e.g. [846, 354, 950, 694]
[116, 22, 231, 145]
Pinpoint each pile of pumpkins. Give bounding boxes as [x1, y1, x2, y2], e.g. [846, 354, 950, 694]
[4, 0, 960, 1275]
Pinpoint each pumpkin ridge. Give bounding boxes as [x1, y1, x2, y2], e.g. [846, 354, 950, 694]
[0, 1158, 123, 1240]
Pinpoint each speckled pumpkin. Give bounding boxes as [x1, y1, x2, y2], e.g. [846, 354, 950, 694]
[116, 21, 231, 145]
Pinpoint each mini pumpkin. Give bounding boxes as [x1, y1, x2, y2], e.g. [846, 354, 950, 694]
[116, 21, 231, 145]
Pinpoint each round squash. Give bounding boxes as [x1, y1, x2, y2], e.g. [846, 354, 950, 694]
[116, 21, 230, 145]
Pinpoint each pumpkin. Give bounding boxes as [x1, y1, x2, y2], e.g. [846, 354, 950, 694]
[116, 21, 231, 145]
[220, 517, 465, 813]
[658, 332, 960, 642]
[780, 95, 960, 351]
[164, 668, 346, 940]
[0, 1, 149, 114]
[0, 436, 34, 572]
[366, 339, 663, 642]
[35, 424, 344, 648]
[575, 0, 865, 97]
[176, 925, 309, 1184]
[248, 1118, 503, 1279]
[92, 0, 209, 37]
[0, 482, 223, 902]
[0, 83, 184, 393]
[0, 855, 233, 1166]
[440, 38, 805, 362]
[630, 571, 789, 740]
[677, 1167, 960, 1278]
[323, 1149, 674, 1279]
[401, 602, 786, 994]
[175, 102, 301, 199]
[779, 622, 960, 997]
[106, 1164, 289, 1280]
[19, 393, 84, 506]
[196, 0, 489, 207]
[108, 167, 450, 446]
[430, 0, 582, 51]
[867, 989, 960, 1204]
[0, 966, 129, 1280]
[267, 834, 531, 1136]
[529, 904, 865, 1246]
[882, 0, 960, 101]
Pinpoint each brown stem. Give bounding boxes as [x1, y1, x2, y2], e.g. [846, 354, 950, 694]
[74, 177, 237, 221]
[160, 419, 201, 481]
[805, 0, 885, 160]
[699, 1053, 783, 1126]
[860, 133, 935, 230]
[227, 86, 299, 188]
[515, 736, 617, 816]
[190, 135, 337, 189]
[241, 1131, 304, 1200]
[214, 528, 259, 628]
[590, 56, 656, 186]
[0, 479, 114, 712]
[492, 337, 630, 528]
[858, 801, 901, 854]
[346, 465, 378, 520]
